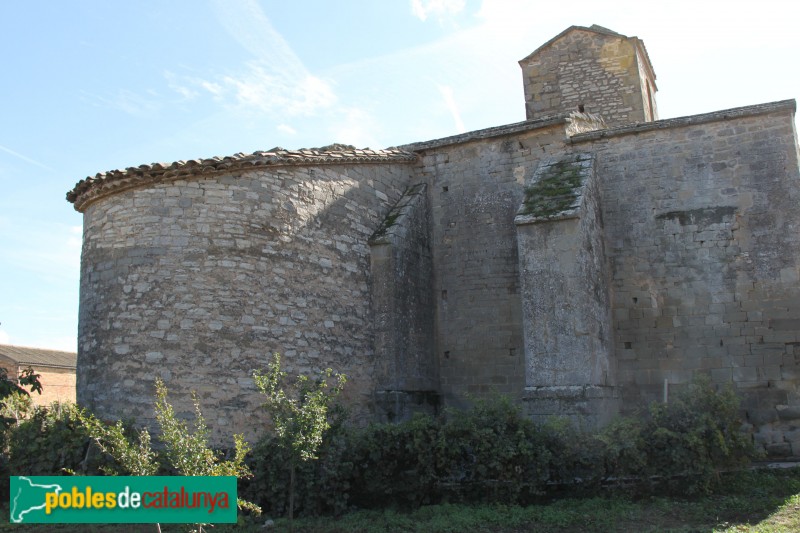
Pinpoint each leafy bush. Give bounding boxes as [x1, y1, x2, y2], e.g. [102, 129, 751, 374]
[78, 410, 158, 476]
[247, 380, 755, 516]
[0, 366, 42, 407]
[153, 378, 252, 480]
[638, 377, 756, 494]
[0, 392, 34, 455]
[348, 413, 440, 510]
[436, 396, 552, 502]
[244, 424, 353, 518]
[598, 415, 648, 484]
[540, 417, 607, 493]
[1, 371, 755, 518]
[6, 402, 115, 476]
[77, 378, 260, 520]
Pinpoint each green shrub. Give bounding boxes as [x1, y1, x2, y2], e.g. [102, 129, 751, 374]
[436, 396, 552, 503]
[246, 381, 754, 516]
[153, 378, 252, 480]
[540, 417, 607, 493]
[6, 402, 115, 476]
[598, 415, 648, 484]
[77, 409, 158, 476]
[638, 377, 756, 494]
[0, 392, 34, 456]
[2, 373, 754, 518]
[348, 413, 440, 510]
[244, 424, 353, 518]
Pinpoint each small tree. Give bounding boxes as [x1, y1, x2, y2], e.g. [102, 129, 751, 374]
[153, 379, 251, 479]
[0, 366, 42, 428]
[78, 412, 158, 476]
[80, 379, 261, 532]
[0, 366, 43, 399]
[154, 378, 260, 530]
[0, 366, 44, 458]
[253, 353, 345, 527]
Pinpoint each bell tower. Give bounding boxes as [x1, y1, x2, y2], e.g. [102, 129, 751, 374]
[519, 25, 657, 127]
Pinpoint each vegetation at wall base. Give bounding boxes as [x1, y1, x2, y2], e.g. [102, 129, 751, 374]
[244, 377, 760, 516]
[253, 353, 346, 528]
[0, 371, 775, 530]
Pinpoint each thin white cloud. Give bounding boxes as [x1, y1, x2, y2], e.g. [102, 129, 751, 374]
[82, 89, 162, 118]
[277, 124, 297, 136]
[328, 107, 382, 148]
[0, 329, 10, 345]
[437, 84, 466, 133]
[196, 0, 337, 118]
[221, 66, 336, 116]
[200, 80, 224, 98]
[0, 144, 56, 172]
[411, 0, 466, 22]
[165, 71, 199, 101]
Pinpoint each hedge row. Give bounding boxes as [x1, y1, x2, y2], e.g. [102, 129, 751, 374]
[0, 379, 756, 518]
[242, 380, 756, 517]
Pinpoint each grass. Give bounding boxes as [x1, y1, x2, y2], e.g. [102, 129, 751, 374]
[1, 467, 798, 533]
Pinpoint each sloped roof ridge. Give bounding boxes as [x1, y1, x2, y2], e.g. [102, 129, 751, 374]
[67, 146, 418, 212]
[587, 24, 625, 37]
[0, 344, 77, 369]
[519, 24, 630, 64]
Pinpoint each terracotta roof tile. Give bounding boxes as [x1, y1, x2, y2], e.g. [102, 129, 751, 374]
[67, 146, 418, 212]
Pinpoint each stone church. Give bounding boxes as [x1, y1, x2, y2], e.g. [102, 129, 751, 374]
[68, 25, 800, 456]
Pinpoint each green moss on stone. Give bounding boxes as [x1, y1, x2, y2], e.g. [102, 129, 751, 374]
[519, 160, 584, 217]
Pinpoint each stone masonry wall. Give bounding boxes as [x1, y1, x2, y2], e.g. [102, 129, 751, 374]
[369, 183, 438, 421]
[77, 163, 411, 443]
[409, 124, 567, 407]
[521, 29, 649, 127]
[635, 45, 657, 122]
[572, 103, 800, 455]
[515, 153, 618, 429]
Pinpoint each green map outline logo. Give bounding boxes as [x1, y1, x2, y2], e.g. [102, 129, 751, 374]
[10, 476, 63, 523]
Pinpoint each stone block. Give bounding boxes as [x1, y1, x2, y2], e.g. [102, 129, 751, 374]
[777, 405, 800, 421]
[766, 442, 792, 457]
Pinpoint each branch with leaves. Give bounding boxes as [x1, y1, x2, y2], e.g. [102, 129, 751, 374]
[253, 353, 346, 525]
[79, 378, 262, 525]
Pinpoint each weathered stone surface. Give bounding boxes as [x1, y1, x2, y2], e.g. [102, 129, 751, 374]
[514, 153, 617, 427]
[370, 183, 438, 421]
[519, 25, 657, 126]
[76, 163, 412, 443]
[67, 26, 800, 455]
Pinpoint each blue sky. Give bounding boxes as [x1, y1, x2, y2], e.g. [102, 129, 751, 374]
[1, 0, 798, 352]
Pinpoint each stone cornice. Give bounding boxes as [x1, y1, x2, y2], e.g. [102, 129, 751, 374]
[67, 147, 418, 212]
[569, 100, 797, 144]
[399, 115, 567, 152]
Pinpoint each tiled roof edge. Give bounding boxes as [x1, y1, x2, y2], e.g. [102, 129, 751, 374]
[15, 361, 76, 370]
[0, 344, 77, 369]
[569, 100, 797, 144]
[67, 147, 418, 212]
